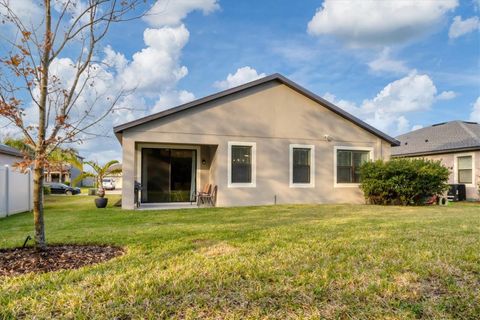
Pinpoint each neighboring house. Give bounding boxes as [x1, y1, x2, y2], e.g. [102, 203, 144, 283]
[0, 142, 88, 187]
[104, 163, 122, 189]
[114, 74, 399, 209]
[82, 176, 96, 188]
[0, 144, 23, 167]
[392, 120, 480, 200]
[44, 155, 84, 186]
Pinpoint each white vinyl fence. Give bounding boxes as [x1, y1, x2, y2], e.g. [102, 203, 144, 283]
[0, 165, 33, 218]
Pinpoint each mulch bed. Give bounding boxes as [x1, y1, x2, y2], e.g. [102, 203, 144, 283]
[0, 245, 124, 277]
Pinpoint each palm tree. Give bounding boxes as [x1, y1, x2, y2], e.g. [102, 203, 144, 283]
[73, 160, 122, 197]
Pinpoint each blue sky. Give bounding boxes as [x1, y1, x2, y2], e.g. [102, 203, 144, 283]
[1, 0, 479, 162]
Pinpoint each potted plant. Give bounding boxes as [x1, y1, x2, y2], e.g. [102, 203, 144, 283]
[73, 160, 122, 209]
[95, 188, 108, 208]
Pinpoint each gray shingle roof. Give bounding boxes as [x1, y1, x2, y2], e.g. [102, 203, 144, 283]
[0, 144, 23, 157]
[392, 121, 480, 156]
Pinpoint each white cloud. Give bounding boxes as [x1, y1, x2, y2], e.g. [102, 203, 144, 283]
[395, 116, 411, 134]
[411, 125, 424, 131]
[0, 0, 42, 32]
[119, 25, 189, 93]
[470, 97, 480, 122]
[363, 72, 438, 113]
[52, 0, 91, 24]
[214, 67, 266, 90]
[322, 92, 359, 115]
[368, 48, 409, 74]
[144, 0, 219, 27]
[448, 16, 480, 38]
[323, 72, 448, 135]
[152, 90, 195, 113]
[437, 90, 457, 100]
[103, 46, 128, 73]
[307, 0, 458, 47]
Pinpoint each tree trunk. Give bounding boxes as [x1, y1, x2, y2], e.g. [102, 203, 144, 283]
[33, 161, 46, 249]
[33, 0, 51, 250]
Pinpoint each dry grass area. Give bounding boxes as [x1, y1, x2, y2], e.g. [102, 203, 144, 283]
[1, 195, 479, 319]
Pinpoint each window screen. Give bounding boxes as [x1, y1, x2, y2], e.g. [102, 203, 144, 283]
[231, 145, 252, 183]
[292, 148, 311, 184]
[457, 156, 472, 184]
[337, 150, 370, 183]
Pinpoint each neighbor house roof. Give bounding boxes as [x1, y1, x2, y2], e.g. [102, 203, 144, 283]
[392, 120, 480, 157]
[113, 73, 400, 146]
[0, 144, 23, 158]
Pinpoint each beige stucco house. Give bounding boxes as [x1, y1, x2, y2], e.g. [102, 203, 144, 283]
[393, 120, 480, 200]
[114, 74, 399, 209]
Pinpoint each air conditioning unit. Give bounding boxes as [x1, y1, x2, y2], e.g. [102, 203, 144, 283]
[447, 184, 466, 201]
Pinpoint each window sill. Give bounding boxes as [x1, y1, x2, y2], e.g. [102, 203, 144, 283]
[457, 183, 475, 188]
[289, 183, 314, 188]
[334, 183, 361, 188]
[228, 183, 256, 188]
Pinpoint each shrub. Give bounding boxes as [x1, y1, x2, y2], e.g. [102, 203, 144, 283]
[360, 158, 449, 205]
[64, 181, 70, 186]
[43, 185, 51, 195]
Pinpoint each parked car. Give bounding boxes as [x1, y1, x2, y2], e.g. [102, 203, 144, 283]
[45, 183, 81, 195]
[102, 178, 116, 190]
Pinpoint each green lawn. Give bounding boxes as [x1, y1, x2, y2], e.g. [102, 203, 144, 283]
[1, 196, 479, 319]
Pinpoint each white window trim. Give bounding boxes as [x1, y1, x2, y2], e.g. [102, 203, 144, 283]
[228, 141, 256, 188]
[333, 146, 374, 188]
[289, 144, 315, 188]
[453, 152, 475, 187]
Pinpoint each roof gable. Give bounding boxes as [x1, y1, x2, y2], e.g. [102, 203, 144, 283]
[114, 74, 399, 146]
[392, 121, 480, 156]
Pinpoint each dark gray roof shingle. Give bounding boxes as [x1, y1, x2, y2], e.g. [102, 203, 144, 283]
[0, 144, 23, 157]
[392, 121, 480, 156]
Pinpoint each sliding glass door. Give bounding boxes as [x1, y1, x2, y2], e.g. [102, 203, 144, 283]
[141, 148, 197, 203]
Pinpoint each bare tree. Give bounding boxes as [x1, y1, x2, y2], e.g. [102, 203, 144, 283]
[0, 0, 147, 249]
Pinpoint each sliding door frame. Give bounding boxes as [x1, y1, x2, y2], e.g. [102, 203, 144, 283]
[136, 143, 201, 204]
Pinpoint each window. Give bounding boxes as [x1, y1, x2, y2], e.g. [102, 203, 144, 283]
[228, 142, 256, 187]
[231, 146, 251, 183]
[457, 155, 473, 184]
[289, 144, 314, 187]
[335, 147, 372, 185]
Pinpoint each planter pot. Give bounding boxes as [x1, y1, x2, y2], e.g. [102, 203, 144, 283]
[95, 197, 108, 208]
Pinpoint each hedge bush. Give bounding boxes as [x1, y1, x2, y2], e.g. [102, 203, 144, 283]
[360, 158, 449, 205]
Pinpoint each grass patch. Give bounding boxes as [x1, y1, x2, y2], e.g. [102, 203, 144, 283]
[1, 196, 479, 319]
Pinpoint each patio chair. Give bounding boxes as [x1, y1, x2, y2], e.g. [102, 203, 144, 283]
[196, 183, 212, 205]
[198, 185, 217, 207]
